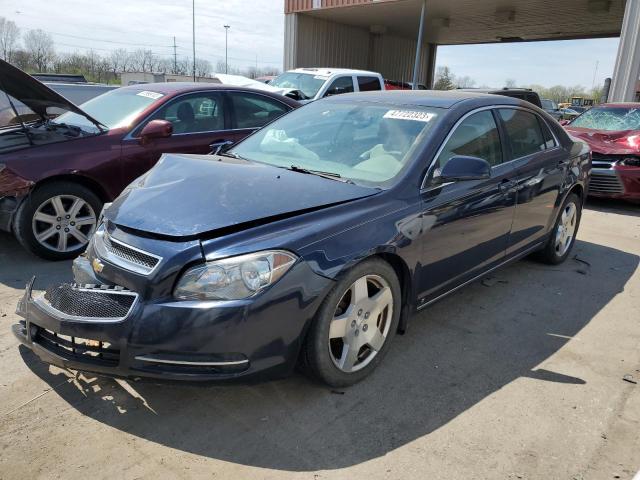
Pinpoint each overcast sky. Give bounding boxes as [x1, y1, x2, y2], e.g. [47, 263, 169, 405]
[0, 0, 620, 88]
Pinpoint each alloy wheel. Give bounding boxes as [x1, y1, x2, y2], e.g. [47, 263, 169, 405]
[31, 195, 97, 253]
[554, 202, 577, 257]
[328, 274, 394, 373]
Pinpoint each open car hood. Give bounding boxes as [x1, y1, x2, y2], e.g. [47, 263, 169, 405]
[0, 59, 104, 128]
[104, 154, 379, 239]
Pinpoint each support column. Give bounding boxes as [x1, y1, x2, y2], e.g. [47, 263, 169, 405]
[609, 0, 640, 102]
[412, 0, 426, 89]
[425, 43, 438, 89]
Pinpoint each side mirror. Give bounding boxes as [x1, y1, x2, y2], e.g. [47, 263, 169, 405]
[559, 119, 570, 126]
[439, 155, 491, 182]
[139, 119, 173, 145]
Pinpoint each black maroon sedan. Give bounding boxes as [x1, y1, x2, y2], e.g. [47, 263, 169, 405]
[0, 59, 298, 260]
[14, 91, 591, 387]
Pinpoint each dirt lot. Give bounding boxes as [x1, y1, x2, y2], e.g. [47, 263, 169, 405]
[0, 199, 639, 480]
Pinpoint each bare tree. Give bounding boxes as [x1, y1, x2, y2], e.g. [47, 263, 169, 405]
[0, 17, 20, 62]
[191, 58, 211, 78]
[504, 78, 517, 88]
[455, 75, 476, 88]
[109, 48, 130, 76]
[23, 29, 55, 72]
[129, 49, 155, 73]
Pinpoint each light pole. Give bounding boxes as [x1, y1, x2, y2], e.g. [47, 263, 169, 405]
[192, 0, 196, 81]
[224, 25, 230, 74]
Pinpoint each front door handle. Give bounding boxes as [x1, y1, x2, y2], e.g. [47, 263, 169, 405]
[499, 179, 517, 193]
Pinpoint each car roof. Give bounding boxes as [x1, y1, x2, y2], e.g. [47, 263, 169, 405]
[457, 87, 538, 95]
[116, 82, 299, 105]
[327, 89, 523, 109]
[287, 68, 381, 77]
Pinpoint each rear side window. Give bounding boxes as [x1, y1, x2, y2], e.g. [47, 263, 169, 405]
[357, 76, 382, 92]
[498, 109, 546, 158]
[229, 92, 289, 129]
[435, 110, 503, 170]
[538, 118, 557, 149]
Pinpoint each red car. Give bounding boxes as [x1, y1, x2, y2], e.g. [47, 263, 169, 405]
[0, 60, 299, 259]
[564, 103, 640, 202]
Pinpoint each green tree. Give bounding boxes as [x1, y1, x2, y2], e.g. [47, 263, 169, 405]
[434, 66, 455, 90]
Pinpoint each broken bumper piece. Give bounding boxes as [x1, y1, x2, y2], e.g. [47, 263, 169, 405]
[13, 277, 253, 382]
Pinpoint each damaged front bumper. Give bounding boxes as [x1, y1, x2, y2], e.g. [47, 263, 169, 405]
[14, 256, 331, 382]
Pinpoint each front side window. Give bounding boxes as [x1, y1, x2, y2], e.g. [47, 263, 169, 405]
[570, 107, 640, 131]
[148, 92, 225, 134]
[499, 109, 546, 158]
[435, 110, 502, 172]
[357, 76, 382, 92]
[324, 76, 354, 97]
[229, 92, 289, 129]
[230, 101, 442, 187]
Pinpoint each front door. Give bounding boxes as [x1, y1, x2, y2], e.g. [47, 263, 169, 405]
[416, 109, 518, 304]
[120, 91, 231, 187]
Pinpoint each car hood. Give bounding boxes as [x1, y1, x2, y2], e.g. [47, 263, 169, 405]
[565, 126, 640, 155]
[104, 154, 379, 239]
[0, 59, 103, 128]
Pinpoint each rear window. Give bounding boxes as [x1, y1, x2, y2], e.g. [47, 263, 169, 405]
[358, 76, 382, 92]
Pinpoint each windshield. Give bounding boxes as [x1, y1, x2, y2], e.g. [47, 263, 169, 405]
[570, 107, 640, 131]
[52, 88, 164, 132]
[230, 100, 442, 187]
[269, 72, 327, 100]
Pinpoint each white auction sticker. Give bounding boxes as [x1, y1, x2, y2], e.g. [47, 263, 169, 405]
[384, 110, 435, 122]
[136, 91, 164, 100]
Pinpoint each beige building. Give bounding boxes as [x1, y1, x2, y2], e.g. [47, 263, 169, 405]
[283, 0, 640, 101]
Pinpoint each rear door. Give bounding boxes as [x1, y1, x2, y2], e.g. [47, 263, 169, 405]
[496, 107, 565, 256]
[416, 108, 518, 303]
[227, 91, 292, 143]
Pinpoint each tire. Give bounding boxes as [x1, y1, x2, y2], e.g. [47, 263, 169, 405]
[14, 181, 102, 261]
[534, 193, 582, 265]
[301, 258, 401, 387]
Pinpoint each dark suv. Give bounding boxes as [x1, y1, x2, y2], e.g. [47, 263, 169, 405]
[0, 60, 299, 260]
[458, 87, 543, 108]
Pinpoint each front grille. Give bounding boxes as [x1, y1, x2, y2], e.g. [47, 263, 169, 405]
[42, 283, 137, 320]
[103, 232, 160, 271]
[590, 171, 625, 194]
[35, 327, 120, 366]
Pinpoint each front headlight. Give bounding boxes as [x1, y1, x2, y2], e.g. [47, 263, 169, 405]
[174, 250, 297, 300]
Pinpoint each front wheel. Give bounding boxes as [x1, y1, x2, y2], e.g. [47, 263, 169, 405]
[14, 182, 102, 261]
[301, 258, 401, 387]
[535, 192, 582, 265]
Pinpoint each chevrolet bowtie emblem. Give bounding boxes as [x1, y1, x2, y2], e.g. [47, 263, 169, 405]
[92, 258, 105, 273]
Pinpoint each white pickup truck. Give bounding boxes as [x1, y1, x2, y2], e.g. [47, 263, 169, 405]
[268, 68, 385, 102]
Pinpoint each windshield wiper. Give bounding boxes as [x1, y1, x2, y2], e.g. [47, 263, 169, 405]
[288, 165, 354, 184]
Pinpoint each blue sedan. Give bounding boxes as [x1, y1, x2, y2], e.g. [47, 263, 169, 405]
[14, 91, 591, 387]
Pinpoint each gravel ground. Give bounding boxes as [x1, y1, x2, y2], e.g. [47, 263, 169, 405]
[0, 199, 638, 480]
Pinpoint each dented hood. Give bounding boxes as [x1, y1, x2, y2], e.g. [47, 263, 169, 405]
[0, 59, 103, 127]
[104, 154, 378, 239]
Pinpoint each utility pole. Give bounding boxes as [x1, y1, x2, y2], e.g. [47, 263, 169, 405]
[173, 36, 178, 74]
[591, 60, 599, 91]
[224, 25, 230, 74]
[192, 0, 196, 81]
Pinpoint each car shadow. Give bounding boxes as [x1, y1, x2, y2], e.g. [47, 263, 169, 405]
[17, 239, 639, 471]
[586, 197, 640, 217]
